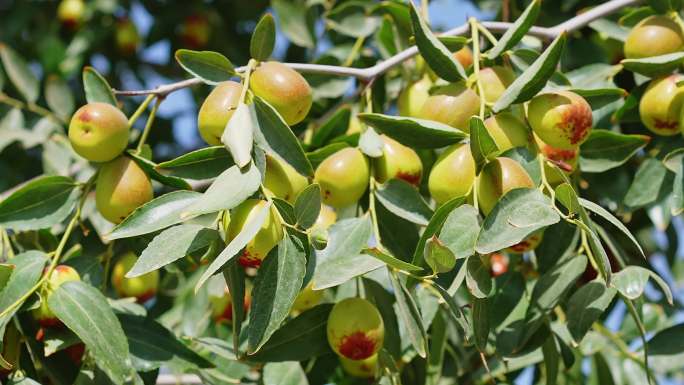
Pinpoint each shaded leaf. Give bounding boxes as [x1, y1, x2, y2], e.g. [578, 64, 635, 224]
[375, 179, 433, 226]
[82, 67, 117, 106]
[359, 113, 466, 149]
[251, 14, 276, 61]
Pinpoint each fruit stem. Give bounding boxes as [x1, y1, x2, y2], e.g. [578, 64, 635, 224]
[469, 18, 487, 118]
[127, 94, 155, 127]
[476, 22, 498, 46]
[100, 241, 115, 292]
[368, 178, 382, 245]
[669, 11, 684, 37]
[0, 92, 66, 125]
[1, 228, 15, 259]
[135, 96, 161, 153]
[343, 36, 366, 67]
[239, 59, 257, 104]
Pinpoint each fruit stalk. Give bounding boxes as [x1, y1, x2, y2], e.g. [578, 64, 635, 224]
[135, 96, 161, 153]
[469, 18, 486, 119]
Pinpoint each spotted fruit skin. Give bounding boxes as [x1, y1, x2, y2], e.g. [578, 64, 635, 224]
[327, 297, 384, 361]
[484, 112, 532, 152]
[209, 286, 251, 323]
[489, 253, 509, 277]
[477, 157, 535, 215]
[428, 144, 476, 205]
[96, 156, 153, 224]
[33, 265, 81, 327]
[639, 75, 684, 136]
[68, 103, 129, 162]
[314, 148, 369, 208]
[373, 135, 423, 186]
[340, 354, 378, 378]
[250, 61, 312, 125]
[535, 134, 578, 185]
[418, 82, 480, 132]
[528, 91, 593, 150]
[227, 199, 284, 268]
[506, 230, 544, 253]
[180, 14, 211, 49]
[291, 282, 324, 314]
[57, 0, 85, 29]
[473, 66, 516, 104]
[111, 252, 159, 302]
[115, 17, 140, 55]
[624, 15, 684, 59]
[197, 81, 242, 145]
[264, 155, 309, 203]
[398, 76, 432, 118]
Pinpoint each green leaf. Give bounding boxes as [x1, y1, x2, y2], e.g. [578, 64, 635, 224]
[476, 188, 560, 254]
[531, 255, 587, 311]
[251, 14, 276, 61]
[585, 226, 613, 286]
[358, 126, 383, 157]
[0, 264, 13, 292]
[82, 66, 117, 106]
[253, 97, 314, 177]
[157, 146, 234, 180]
[272, 198, 296, 225]
[424, 236, 456, 274]
[362, 248, 422, 272]
[272, 0, 316, 48]
[49, 281, 131, 384]
[127, 152, 192, 190]
[566, 279, 617, 343]
[432, 283, 471, 338]
[466, 255, 492, 298]
[221, 102, 254, 168]
[493, 33, 567, 112]
[542, 335, 560, 385]
[408, 2, 465, 81]
[263, 362, 309, 385]
[579, 130, 649, 173]
[306, 142, 350, 169]
[469, 116, 499, 174]
[624, 158, 671, 209]
[223, 260, 245, 354]
[621, 52, 684, 77]
[358, 113, 466, 149]
[128, 224, 220, 277]
[389, 270, 428, 358]
[439, 204, 480, 259]
[579, 198, 645, 259]
[647, 323, 684, 361]
[248, 236, 306, 354]
[327, 2, 380, 38]
[0, 175, 79, 231]
[174, 49, 235, 84]
[472, 297, 489, 352]
[310, 107, 351, 148]
[411, 197, 465, 269]
[181, 164, 261, 218]
[0, 251, 48, 315]
[611, 266, 661, 300]
[45, 75, 74, 119]
[107, 191, 202, 240]
[487, 0, 541, 58]
[0, 44, 39, 102]
[294, 184, 320, 230]
[375, 179, 433, 226]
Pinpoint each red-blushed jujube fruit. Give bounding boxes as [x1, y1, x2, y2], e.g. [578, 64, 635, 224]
[327, 297, 384, 361]
[32, 265, 81, 327]
[111, 252, 159, 302]
[179, 14, 211, 49]
[226, 199, 284, 268]
[57, 0, 85, 29]
[96, 156, 153, 223]
[506, 230, 544, 253]
[624, 15, 684, 59]
[68, 102, 130, 162]
[208, 286, 251, 323]
[263, 155, 309, 203]
[250, 61, 313, 125]
[428, 144, 476, 205]
[477, 157, 534, 215]
[373, 135, 423, 186]
[291, 282, 324, 315]
[535, 134, 578, 185]
[115, 17, 140, 55]
[527, 90, 593, 150]
[489, 253, 509, 277]
[340, 354, 378, 378]
[418, 82, 480, 133]
[197, 81, 242, 145]
[639, 74, 684, 136]
[484, 112, 532, 152]
[314, 148, 369, 208]
[472, 66, 516, 105]
[397, 76, 432, 118]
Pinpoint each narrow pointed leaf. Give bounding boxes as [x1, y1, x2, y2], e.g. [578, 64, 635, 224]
[469, 116, 499, 173]
[0, 44, 39, 102]
[175, 49, 235, 84]
[487, 0, 541, 58]
[221, 103, 254, 168]
[251, 14, 277, 61]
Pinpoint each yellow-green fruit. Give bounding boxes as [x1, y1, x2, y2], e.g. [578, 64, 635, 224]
[111, 252, 159, 302]
[310, 204, 337, 247]
[418, 82, 480, 132]
[96, 156, 153, 223]
[57, 0, 85, 28]
[327, 297, 384, 360]
[477, 157, 534, 215]
[68, 102, 129, 162]
[340, 354, 378, 378]
[197, 81, 242, 145]
[227, 199, 284, 268]
[347, 114, 362, 135]
[291, 282, 324, 314]
[314, 148, 369, 208]
[484, 112, 532, 152]
[397, 76, 432, 118]
[264, 155, 309, 203]
[527, 91, 593, 150]
[473, 66, 516, 104]
[115, 17, 140, 55]
[33, 265, 80, 327]
[208, 287, 251, 323]
[506, 230, 544, 253]
[373, 135, 423, 185]
[453, 46, 474, 68]
[639, 74, 684, 136]
[535, 134, 578, 185]
[250, 61, 313, 125]
[428, 144, 476, 205]
[624, 15, 684, 59]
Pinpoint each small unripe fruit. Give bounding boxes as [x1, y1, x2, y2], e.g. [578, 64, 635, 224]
[418, 82, 480, 132]
[33, 265, 81, 327]
[197, 81, 242, 145]
[314, 148, 369, 208]
[477, 157, 534, 215]
[250, 61, 313, 125]
[227, 199, 284, 268]
[528, 91, 593, 150]
[179, 14, 211, 49]
[639, 74, 684, 136]
[428, 144, 476, 205]
[310, 204, 337, 248]
[264, 155, 309, 203]
[397, 76, 432, 118]
[453, 46, 474, 68]
[68, 103, 129, 162]
[327, 298, 384, 361]
[291, 282, 324, 314]
[111, 252, 159, 302]
[208, 286, 251, 323]
[340, 354, 378, 378]
[506, 230, 544, 253]
[472, 66, 516, 105]
[624, 15, 684, 59]
[373, 135, 423, 185]
[484, 112, 532, 152]
[536, 134, 578, 185]
[57, 0, 85, 29]
[96, 156, 153, 224]
[115, 17, 140, 55]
